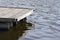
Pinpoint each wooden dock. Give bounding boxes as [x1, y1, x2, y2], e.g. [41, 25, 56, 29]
[0, 7, 33, 29]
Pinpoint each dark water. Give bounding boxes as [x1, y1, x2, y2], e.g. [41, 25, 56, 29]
[0, 18, 32, 40]
[0, 0, 60, 40]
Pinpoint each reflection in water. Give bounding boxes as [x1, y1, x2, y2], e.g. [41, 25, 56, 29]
[1, 0, 60, 40]
[0, 18, 32, 40]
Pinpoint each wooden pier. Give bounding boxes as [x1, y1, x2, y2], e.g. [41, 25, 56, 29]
[0, 7, 33, 29]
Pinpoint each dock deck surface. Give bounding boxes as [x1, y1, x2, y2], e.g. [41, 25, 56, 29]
[0, 7, 33, 21]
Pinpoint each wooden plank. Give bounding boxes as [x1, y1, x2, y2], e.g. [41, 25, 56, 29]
[1, 9, 23, 18]
[0, 8, 23, 18]
[0, 7, 33, 21]
[17, 10, 33, 21]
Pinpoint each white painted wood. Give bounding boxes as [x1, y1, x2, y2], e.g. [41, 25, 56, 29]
[17, 10, 33, 21]
[0, 7, 33, 21]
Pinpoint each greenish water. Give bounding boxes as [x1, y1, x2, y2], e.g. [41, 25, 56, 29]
[0, 18, 32, 40]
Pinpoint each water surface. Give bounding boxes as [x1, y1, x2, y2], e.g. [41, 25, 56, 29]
[0, 0, 60, 40]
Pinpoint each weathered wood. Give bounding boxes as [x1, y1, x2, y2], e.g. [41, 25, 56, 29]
[0, 7, 33, 29]
[0, 7, 33, 21]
